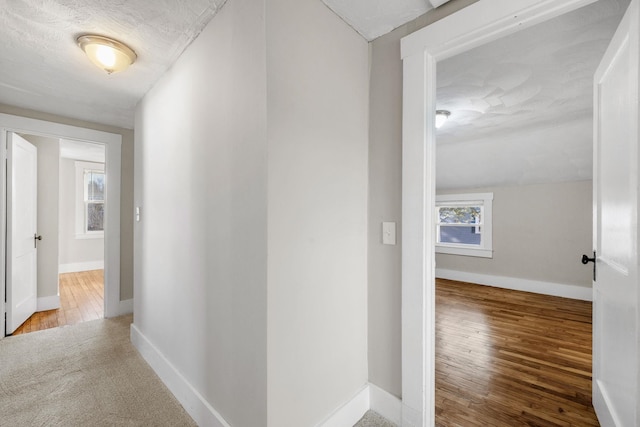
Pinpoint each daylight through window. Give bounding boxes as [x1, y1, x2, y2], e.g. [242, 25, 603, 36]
[84, 170, 105, 232]
[436, 193, 493, 258]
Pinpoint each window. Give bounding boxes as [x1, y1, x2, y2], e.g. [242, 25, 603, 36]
[84, 170, 105, 232]
[436, 193, 493, 258]
[75, 161, 105, 238]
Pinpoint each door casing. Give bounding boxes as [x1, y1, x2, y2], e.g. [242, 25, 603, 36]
[0, 114, 122, 338]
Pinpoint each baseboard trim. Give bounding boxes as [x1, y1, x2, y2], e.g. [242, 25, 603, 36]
[37, 295, 60, 311]
[436, 269, 592, 301]
[59, 260, 104, 273]
[369, 383, 402, 425]
[130, 324, 231, 427]
[316, 384, 370, 427]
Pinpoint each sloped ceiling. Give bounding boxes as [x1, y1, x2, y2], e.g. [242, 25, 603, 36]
[435, 0, 629, 189]
[0, 0, 630, 182]
[0, 0, 226, 129]
[322, 0, 448, 40]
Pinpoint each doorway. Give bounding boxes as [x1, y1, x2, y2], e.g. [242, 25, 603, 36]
[0, 113, 122, 338]
[8, 135, 107, 335]
[400, 0, 638, 425]
[428, 2, 625, 420]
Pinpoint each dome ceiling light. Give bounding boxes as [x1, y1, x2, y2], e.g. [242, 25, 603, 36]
[435, 110, 451, 129]
[77, 35, 137, 74]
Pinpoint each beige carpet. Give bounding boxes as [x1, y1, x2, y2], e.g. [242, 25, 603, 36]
[1, 315, 396, 427]
[354, 411, 397, 427]
[0, 315, 196, 426]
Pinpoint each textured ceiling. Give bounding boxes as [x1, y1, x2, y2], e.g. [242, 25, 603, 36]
[436, 0, 629, 189]
[322, 0, 448, 41]
[0, 0, 226, 129]
[0, 0, 448, 129]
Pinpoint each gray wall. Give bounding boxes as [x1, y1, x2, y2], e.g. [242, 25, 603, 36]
[58, 158, 105, 267]
[134, 0, 268, 424]
[265, 0, 369, 425]
[436, 181, 593, 287]
[368, 0, 479, 398]
[24, 135, 59, 300]
[0, 103, 134, 301]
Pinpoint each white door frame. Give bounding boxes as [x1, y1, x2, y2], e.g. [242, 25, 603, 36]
[400, 0, 598, 424]
[0, 114, 121, 338]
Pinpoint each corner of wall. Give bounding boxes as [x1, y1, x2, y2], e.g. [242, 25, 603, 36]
[130, 324, 232, 427]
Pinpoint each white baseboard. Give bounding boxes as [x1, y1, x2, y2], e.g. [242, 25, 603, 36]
[317, 384, 370, 427]
[436, 269, 592, 301]
[369, 383, 402, 426]
[59, 260, 104, 273]
[130, 324, 231, 427]
[37, 295, 60, 311]
[122, 336, 399, 427]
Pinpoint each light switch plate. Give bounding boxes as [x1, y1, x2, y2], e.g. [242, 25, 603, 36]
[382, 222, 396, 245]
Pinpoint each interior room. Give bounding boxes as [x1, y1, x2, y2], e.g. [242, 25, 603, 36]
[0, 0, 638, 426]
[427, 1, 628, 423]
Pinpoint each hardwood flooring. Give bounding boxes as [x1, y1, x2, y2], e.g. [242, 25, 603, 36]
[11, 269, 104, 336]
[436, 278, 597, 427]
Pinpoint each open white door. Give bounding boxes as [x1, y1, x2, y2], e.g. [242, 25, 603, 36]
[6, 132, 38, 335]
[592, 0, 639, 425]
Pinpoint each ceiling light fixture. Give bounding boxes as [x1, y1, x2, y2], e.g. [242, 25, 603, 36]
[435, 110, 451, 129]
[77, 35, 137, 74]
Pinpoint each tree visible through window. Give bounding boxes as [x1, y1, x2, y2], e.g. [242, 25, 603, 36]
[84, 170, 105, 232]
[437, 206, 482, 245]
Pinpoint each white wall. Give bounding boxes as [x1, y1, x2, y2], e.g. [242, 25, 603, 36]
[134, 0, 268, 424]
[58, 158, 104, 270]
[436, 181, 593, 288]
[266, 0, 369, 425]
[134, 0, 369, 425]
[23, 135, 60, 300]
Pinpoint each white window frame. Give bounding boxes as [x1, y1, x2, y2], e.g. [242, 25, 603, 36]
[435, 192, 493, 258]
[75, 161, 105, 239]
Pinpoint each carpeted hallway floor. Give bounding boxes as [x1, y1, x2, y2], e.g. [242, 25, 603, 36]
[1, 315, 394, 426]
[0, 315, 196, 426]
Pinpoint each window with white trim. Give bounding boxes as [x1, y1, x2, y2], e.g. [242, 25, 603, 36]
[75, 161, 105, 238]
[436, 193, 493, 258]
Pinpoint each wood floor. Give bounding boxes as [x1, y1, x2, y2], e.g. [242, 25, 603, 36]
[11, 269, 104, 336]
[436, 278, 597, 427]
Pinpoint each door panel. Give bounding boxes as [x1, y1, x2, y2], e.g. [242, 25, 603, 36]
[593, 0, 639, 425]
[6, 132, 38, 335]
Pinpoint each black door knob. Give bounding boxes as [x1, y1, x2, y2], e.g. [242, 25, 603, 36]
[581, 254, 595, 264]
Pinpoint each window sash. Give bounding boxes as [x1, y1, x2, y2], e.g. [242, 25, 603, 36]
[84, 170, 105, 203]
[83, 169, 105, 233]
[435, 192, 493, 258]
[436, 205, 484, 225]
[85, 201, 105, 233]
[437, 226, 483, 244]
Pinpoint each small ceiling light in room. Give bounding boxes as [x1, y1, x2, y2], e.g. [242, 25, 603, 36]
[435, 110, 451, 129]
[77, 35, 137, 74]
